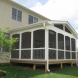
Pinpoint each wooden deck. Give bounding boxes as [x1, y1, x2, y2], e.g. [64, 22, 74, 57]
[10, 59, 76, 72]
[10, 59, 76, 64]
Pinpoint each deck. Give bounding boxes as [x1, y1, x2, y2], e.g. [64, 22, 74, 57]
[10, 59, 76, 72]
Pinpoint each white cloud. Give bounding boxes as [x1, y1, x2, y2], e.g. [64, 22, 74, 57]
[30, 0, 78, 47]
[74, 20, 78, 25]
[30, 0, 78, 20]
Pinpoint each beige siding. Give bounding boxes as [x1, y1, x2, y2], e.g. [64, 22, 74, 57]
[0, 0, 48, 29]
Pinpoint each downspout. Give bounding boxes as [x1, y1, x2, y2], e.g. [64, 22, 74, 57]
[43, 22, 50, 72]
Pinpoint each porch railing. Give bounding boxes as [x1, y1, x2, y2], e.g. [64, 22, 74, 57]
[33, 49, 45, 59]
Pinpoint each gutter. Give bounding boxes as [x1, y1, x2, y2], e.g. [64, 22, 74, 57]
[9, 20, 49, 33]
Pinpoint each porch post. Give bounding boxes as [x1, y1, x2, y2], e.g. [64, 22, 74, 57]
[45, 29, 50, 72]
[45, 29, 48, 60]
[56, 32, 58, 60]
[64, 25, 65, 60]
[19, 33, 22, 59]
[31, 31, 33, 60]
[75, 39, 78, 66]
[64, 35, 66, 60]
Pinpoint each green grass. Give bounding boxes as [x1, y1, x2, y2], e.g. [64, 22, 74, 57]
[0, 65, 78, 78]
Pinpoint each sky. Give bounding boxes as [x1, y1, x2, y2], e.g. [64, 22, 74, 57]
[13, 0, 78, 47]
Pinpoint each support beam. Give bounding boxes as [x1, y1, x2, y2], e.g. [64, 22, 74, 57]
[71, 62, 73, 67]
[60, 63, 63, 69]
[45, 64, 47, 72]
[33, 64, 36, 70]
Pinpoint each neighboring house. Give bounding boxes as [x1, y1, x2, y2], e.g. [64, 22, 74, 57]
[0, 0, 78, 71]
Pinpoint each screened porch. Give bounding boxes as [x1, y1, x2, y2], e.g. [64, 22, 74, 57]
[11, 29, 76, 60]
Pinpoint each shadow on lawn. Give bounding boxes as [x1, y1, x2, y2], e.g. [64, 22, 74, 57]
[0, 64, 45, 78]
[52, 65, 78, 77]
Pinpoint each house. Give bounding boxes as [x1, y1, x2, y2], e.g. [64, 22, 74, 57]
[0, 0, 78, 72]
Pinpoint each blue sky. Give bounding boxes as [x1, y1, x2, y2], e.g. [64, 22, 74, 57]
[13, 0, 78, 47]
[13, 0, 48, 8]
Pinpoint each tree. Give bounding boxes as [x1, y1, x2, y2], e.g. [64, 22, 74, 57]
[0, 27, 18, 52]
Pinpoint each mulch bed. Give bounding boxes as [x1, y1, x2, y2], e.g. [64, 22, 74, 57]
[0, 71, 6, 77]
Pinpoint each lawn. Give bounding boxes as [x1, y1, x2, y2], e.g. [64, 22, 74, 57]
[0, 65, 78, 78]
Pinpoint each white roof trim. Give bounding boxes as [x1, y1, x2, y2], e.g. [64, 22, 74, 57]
[48, 21, 78, 38]
[9, 20, 49, 32]
[9, 20, 78, 38]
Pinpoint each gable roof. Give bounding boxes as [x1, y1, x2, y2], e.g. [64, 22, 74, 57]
[48, 20, 78, 38]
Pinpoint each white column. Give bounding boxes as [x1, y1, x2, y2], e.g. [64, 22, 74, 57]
[31, 31, 33, 60]
[45, 29, 48, 60]
[19, 33, 22, 59]
[56, 33, 58, 60]
[45, 29, 50, 71]
[75, 39, 78, 66]
[64, 35, 66, 60]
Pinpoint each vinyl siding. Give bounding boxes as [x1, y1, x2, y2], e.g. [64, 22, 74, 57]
[0, 0, 48, 30]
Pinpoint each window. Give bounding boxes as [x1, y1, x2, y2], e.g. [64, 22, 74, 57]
[29, 15, 33, 24]
[12, 8, 17, 20]
[33, 29, 45, 48]
[65, 26, 71, 34]
[58, 33, 64, 50]
[71, 38, 75, 51]
[65, 36, 70, 50]
[28, 15, 38, 24]
[54, 24, 63, 30]
[12, 34, 20, 49]
[22, 32, 31, 48]
[12, 8, 22, 22]
[17, 10, 22, 21]
[34, 17, 38, 23]
[49, 30, 56, 48]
